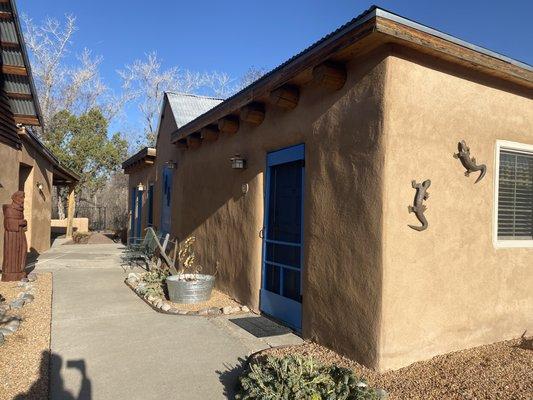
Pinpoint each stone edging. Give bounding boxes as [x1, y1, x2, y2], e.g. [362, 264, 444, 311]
[124, 273, 250, 317]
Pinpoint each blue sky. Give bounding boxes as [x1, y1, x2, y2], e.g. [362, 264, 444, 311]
[17, 0, 533, 136]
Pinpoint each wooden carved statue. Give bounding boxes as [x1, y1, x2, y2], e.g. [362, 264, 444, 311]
[2, 191, 28, 282]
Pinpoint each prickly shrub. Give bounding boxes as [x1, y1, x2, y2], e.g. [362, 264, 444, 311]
[236, 355, 380, 400]
[136, 268, 170, 298]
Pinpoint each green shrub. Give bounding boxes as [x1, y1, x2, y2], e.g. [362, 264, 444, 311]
[236, 355, 380, 400]
[136, 268, 170, 298]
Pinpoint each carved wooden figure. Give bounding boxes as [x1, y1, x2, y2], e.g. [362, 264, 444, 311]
[2, 191, 28, 281]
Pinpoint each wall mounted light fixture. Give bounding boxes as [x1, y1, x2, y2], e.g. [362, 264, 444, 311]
[230, 154, 246, 169]
[165, 160, 177, 169]
[36, 182, 43, 191]
[137, 182, 145, 192]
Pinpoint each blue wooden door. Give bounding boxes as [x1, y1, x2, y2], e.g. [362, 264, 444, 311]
[160, 167, 173, 235]
[130, 187, 137, 240]
[260, 144, 305, 331]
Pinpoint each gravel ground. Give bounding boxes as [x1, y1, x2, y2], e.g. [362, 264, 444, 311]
[167, 288, 242, 312]
[263, 339, 533, 399]
[0, 273, 52, 400]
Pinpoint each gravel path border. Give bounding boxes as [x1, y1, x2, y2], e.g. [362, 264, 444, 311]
[0, 273, 52, 400]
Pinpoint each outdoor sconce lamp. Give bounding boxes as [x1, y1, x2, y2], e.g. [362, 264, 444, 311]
[165, 160, 177, 169]
[230, 154, 247, 170]
[36, 182, 43, 191]
[137, 182, 145, 192]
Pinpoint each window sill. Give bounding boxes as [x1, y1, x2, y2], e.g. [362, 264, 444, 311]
[493, 240, 533, 249]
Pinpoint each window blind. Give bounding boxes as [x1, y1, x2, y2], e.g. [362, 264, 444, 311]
[497, 149, 533, 240]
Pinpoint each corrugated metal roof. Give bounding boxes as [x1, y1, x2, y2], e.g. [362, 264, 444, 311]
[10, 98, 35, 115]
[3, 74, 31, 94]
[166, 92, 223, 128]
[0, 19, 18, 43]
[1, 48, 24, 66]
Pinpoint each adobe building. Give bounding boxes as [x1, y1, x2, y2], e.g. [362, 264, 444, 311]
[0, 0, 79, 267]
[124, 7, 532, 371]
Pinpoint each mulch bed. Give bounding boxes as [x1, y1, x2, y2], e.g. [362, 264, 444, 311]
[261, 339, 533, 399]
[0, 273, 52, 400]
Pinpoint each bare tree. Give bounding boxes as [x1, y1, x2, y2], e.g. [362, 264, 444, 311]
[119, 52, 235, 145]
[22, 14, 130, 128]
[238, 66, 267, 90]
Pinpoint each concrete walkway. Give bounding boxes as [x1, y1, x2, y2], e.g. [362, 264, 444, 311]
[36, 242, 301, 399]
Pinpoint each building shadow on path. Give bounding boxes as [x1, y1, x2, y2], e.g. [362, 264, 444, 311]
[14, 351, 92, 400]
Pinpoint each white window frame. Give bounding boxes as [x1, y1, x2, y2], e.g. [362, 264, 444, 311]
[493, 139, 533, 249]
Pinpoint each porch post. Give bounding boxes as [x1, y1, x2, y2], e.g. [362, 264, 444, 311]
[65, 184, 76, 239]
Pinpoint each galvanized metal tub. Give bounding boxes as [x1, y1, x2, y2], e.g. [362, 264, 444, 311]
[166, 274, 215, 304]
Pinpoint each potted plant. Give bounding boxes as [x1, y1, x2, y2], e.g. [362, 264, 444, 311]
[165, 236, 215, 304]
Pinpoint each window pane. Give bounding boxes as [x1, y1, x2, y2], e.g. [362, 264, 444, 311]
[498, 150, 533, 240]
[264, 263, 280, 294]
[282, 269, 301, 302]
[266, 242, 301, 268]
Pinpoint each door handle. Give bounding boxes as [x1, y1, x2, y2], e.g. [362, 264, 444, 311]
[259, 227, 265, 239]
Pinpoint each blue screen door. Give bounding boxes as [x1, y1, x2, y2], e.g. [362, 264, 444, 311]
[160, 167, 173, 235]
[260, 144, 304, 331]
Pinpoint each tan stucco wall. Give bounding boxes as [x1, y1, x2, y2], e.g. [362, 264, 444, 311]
[171, 51, 388, 368]
[51, 218, 89, 232]
[379, 53, 533, 370]
[19, 142, 54, 255]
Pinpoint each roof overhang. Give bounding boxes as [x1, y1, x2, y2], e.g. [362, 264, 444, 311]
[18, 127, 79, 185]
[122, 147, 156, 173]
[170, 6, 532, 144]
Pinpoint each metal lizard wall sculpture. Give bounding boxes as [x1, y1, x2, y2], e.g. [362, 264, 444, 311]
[408, 179, 431, 231]
[453, 140, 487, 183]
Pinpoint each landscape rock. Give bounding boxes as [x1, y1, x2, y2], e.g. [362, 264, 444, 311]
[0, 304, 9, 314]
[2, 318, 21, 333]
[0, 327, 13, 336]
[9, 299, 25, 309]
[230, 306, 241, 314]
[147, 295, 156, 303]
[197, 308, 209, 316]
[0, 331, 4, 345]
[155, 299, 163, 308]
[222, 306, 232, 315]
[241, 306, 250, 313]
[21, 293, 34, 303]
[208, 307, 222, 316]
[27, 273, 37, 282]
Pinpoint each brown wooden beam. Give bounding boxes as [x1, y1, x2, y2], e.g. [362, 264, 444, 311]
[1, 65, 27, 76]
[240, 102, 265, 126]
[176, 138, 188, 149]
[6, 92, 32, 100]
[1, 41, 19, 49]
[218, 116, 239, 134]
[312, 61, 347, 90]
[0, 11, 12, 20]
[269, 85, 299, 109]
[201, 125, 219, 142]
[186, 133, 202, 149]
[13, 115, 39, 126]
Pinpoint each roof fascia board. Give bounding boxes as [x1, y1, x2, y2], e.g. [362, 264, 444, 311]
[375, 8, 531, 71]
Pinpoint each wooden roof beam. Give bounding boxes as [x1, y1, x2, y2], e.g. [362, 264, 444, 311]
[269, 85, 299, 109]
[218, 116, 239, 134]
[186, 132, 202, 149]
[201, 125, 219, 142]
[176, 138, 188, 149]
[1, 65, 27, 76]
[312, 61, 347, 90]
[240, 102, 265, 126]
